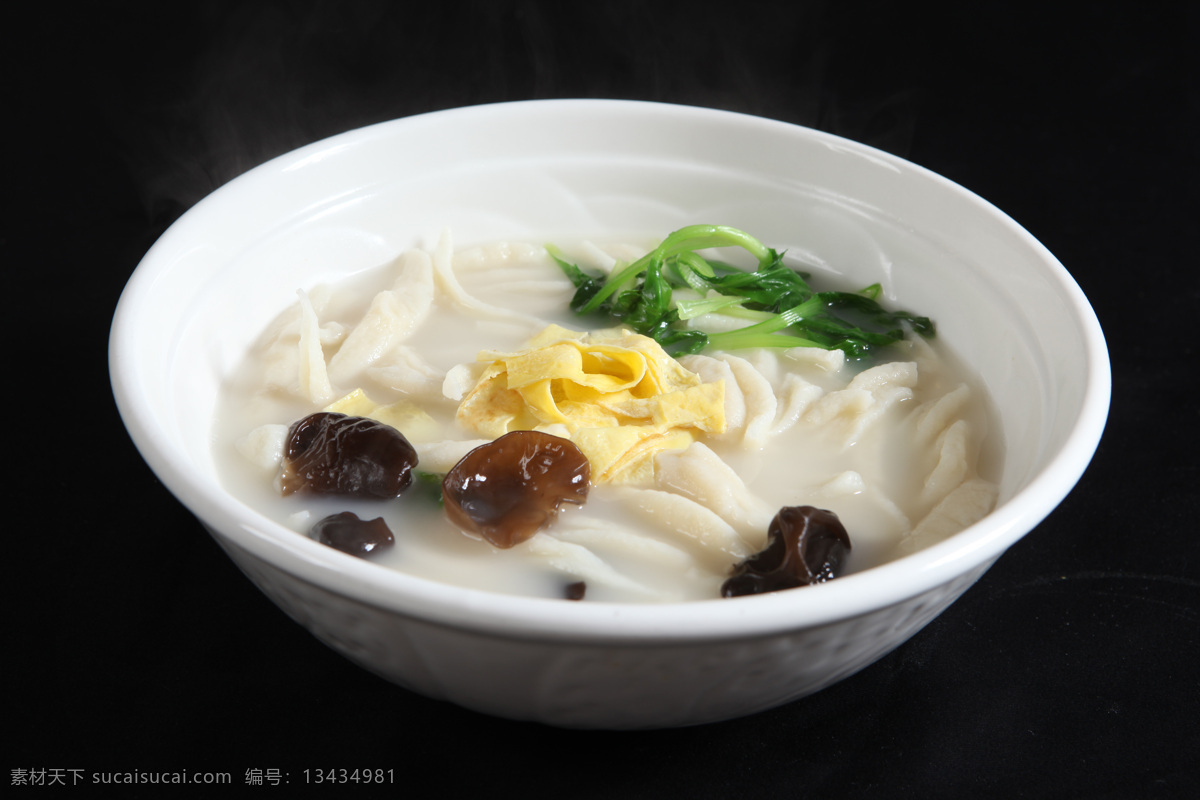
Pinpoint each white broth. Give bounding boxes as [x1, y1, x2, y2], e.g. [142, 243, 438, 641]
[214, 232, 1001, 602]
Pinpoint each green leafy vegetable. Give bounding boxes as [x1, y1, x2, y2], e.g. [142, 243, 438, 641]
[548, 225, 934, 359]
[414, 470, 446, 506]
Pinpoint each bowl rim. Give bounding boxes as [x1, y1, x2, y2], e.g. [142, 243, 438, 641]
[109, 98, 1111, 643]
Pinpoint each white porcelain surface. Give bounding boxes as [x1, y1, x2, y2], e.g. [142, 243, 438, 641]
[110, 100, 1110, 728]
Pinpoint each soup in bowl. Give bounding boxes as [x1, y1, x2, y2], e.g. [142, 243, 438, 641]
[109, 100, 1109, 728]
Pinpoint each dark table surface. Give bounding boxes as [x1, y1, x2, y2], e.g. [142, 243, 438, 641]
[12, 1, 1197, 796]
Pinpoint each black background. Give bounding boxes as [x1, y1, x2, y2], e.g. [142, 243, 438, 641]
[11, 1, 1197, 796]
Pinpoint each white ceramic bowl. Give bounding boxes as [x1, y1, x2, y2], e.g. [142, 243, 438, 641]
[110, 99, 1109, 729]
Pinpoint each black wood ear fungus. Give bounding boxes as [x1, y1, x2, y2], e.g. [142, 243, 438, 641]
[312, 511, 395, 558]
[280, 412, 418, 498]
[442, 430, 591, 549]
[721, 506, 852, 597]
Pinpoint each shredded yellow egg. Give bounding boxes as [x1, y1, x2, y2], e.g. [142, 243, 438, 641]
[457, 325, 726, 484]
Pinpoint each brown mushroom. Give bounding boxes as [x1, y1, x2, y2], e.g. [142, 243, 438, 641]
[442, 431, 591, 548]
[280, 412, 418, 498]
[721, 506, 852, 597]
[312, 511, 395, 558]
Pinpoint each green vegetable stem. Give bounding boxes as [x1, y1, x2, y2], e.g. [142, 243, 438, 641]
[548, 224, 934, 359]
